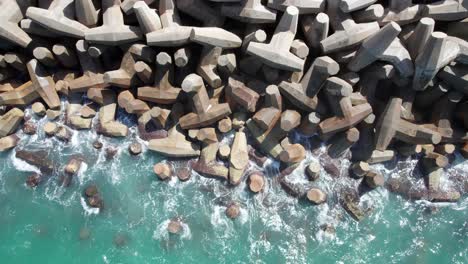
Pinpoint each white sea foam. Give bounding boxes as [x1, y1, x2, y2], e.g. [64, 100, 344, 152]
[80, 197, 100, 215]
[76, 162, 89, 185]
[210, 206, 233, 236]
[11, 153, 41, 174]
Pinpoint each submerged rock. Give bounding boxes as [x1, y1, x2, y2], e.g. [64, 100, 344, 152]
[113, 233, 128, 248]
[226, 203, 240, 219]
[129, 142, 142, 155]
[59, 174, 73, 187]
[26, 173, 41, 188]
[87, 195, 103, 208]
[84, 185, 99, 197]
[16, 149, 54, 174]
[79, 227, 90, 240]
[92, 140, 103, 149]
[105, 147, 118, 159]
[84, 184, 103, 209]
[176, 167, 191, 182]
[167, 218, 183, 235]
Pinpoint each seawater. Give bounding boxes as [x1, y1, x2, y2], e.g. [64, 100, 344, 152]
[0, 106, 466, 264]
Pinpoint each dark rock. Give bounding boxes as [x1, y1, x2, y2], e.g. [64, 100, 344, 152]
[23, 121, 37, 135]
[137, 124, 168, 141]
[321, 157, 340, 177]
[26, 173, 41, 188]
[87, 195, 103, 208]
[93, 140, 103, 149]
[248, 146, 268, 167]
[279, 175, 309, 197]
[340, 190, 365, 221]
[84, 185, 99, 197]
[59, 174, 73, 187]
[16, 150, 54, 174]
[105, 147, 118, 160]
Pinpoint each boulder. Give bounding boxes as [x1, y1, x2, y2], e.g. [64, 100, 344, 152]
[0, 135, 19, 151]
[225, 203, 240, 219]
[65, 158, 82, 175]
[99, 90, 128, 137]
[105, 147, 118, 160]
[87, 195, 103, 208]
[340, 192, 365, 221]
[80, 105, 96, 118]
[306, 161, 321, 181]
[153, 163, 172, 180]
[43, 122, 58, 136]
[55, 126, 73, 141]
[99, 121, 128, 137]
[248, 173, 265, 193]
[364, 171, 384, 188]
[16, 150, 53, 174]
[279, 144, 306, 163]
[46, 109, 61, 120]
[307, 188, 327, 204]
[68, 116, 92, 130]
[148, 126, 200, 158]
[0, 108, 24, 137]
[218, 117, 232, 133]
[229, 130, 249, 185]
[31, 102, 46, 116]
[351, 161, 370, 178]
[218, 144, 230, 160]
[129, 142, 142, 155]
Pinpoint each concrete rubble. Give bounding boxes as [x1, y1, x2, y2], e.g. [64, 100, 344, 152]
[0, 0, 467, 221]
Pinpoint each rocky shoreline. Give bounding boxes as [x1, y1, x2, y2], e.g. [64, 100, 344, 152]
[0, 0, 467, 224]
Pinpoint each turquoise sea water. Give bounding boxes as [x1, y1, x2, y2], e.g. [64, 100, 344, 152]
[0, 106, 466, 264]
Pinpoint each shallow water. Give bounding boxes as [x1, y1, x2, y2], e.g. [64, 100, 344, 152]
[0, 108, 466, 264]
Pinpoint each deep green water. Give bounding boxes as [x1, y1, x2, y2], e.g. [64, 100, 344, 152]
[0, 109, 466, 264]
